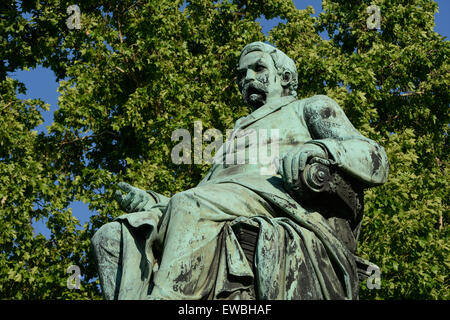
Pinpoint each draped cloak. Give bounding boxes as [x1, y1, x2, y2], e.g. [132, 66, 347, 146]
[110, 95, 388, 300]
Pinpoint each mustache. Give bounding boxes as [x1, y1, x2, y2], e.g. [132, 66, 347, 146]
[242, 81, 268, 97]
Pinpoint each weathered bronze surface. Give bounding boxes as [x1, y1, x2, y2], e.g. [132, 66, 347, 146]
[91, 42, 388, 300]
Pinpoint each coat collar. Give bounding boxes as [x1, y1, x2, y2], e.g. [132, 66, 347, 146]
[234, 95, 296, 130]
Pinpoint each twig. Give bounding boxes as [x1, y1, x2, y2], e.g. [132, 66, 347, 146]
[400, 91, 424, 96]
[0, 101, 13, 111]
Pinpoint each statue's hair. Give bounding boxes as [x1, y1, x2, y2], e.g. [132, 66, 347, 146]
[239, 41, 298, 98]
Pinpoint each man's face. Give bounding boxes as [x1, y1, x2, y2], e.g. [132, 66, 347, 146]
[237, 51, 284, 110]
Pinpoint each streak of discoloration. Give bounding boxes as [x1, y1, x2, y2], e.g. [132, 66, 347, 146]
[174, 264, 193, 283]
[371, 151, 381, 173]
[286, 133, 301, 146]
[320, 107, 336, 119]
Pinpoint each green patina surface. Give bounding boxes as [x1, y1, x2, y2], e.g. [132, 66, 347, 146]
[91, 42, 388, 300]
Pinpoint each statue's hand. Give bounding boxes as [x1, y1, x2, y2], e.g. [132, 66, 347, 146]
[114, 182, 154, 213]
[279, 144, 328, 191]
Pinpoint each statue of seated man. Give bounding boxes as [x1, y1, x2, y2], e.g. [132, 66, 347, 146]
[91, 41, 388, 300]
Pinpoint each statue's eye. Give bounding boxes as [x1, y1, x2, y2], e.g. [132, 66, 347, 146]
[255, 64, 265, 72]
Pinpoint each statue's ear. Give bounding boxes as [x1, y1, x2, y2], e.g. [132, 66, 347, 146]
[281, 71, 291, 87]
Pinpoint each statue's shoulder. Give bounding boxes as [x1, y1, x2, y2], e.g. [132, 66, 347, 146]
[286, 94, 336, 107]
[283, 96, 305, 113]
[285, 94, 337, 115]
[298, 95, 344, 120]
[302, 94, 340, 108]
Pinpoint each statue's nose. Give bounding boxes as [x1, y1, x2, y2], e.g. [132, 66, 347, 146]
[245, 69, 256, 83]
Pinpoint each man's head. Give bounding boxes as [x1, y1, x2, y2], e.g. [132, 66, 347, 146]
[237, 42, 298, 109]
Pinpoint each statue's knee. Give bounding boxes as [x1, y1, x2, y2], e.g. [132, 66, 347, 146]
[91, 221, 121, 258]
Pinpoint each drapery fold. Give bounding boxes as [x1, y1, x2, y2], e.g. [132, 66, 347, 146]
[113, 188, 359, 300]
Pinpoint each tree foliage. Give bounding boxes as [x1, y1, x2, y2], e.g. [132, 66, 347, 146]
[0, 0, 448, 299]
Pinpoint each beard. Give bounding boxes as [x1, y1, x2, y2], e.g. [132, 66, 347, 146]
[242, 81, 268, 109]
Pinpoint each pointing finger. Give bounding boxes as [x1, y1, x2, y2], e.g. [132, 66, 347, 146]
[118, 182, 133, 192]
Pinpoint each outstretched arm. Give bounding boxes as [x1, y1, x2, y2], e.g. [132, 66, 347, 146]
[115, 182, 170, 213]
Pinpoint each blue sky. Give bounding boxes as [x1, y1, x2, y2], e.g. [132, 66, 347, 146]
[8, 0, 449, 238]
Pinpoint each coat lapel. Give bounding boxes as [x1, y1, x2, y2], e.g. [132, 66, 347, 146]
[211, 95, 297, 163]
[234, 95, 296, 130]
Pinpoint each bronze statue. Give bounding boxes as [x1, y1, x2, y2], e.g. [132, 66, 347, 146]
[92, 41, 388, 300]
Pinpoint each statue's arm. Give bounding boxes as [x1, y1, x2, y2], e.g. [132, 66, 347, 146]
[115, 182, 170, 213]
[145, 189, 170, 207]
[302, 95, 388, 186]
